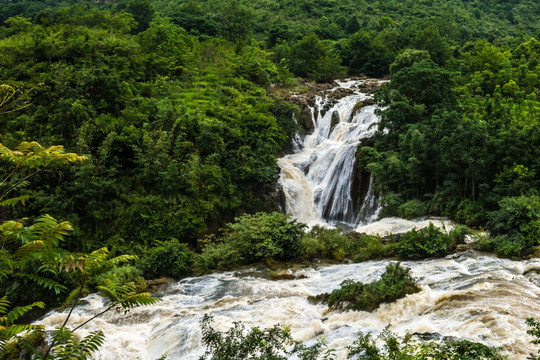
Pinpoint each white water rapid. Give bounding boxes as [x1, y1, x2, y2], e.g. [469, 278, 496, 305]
[38, 251, 540, 359]
[278, 80, 381, 227]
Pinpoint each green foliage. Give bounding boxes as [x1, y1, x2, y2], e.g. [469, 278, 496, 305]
[300, 226, 352, 261]
[527, 318, 540, 360]
[322, 262, 419, 312]
[47, 328, 105, 360]
[299, 226, 396, 263]
[0, 0, 538, 258]
[95, 265, 146, 291]
[197, 212, 305, 271]
[347, 327, 506, 360]
[398, 223, 452, 260]
[398, 200, 428, 219]
[362, 34, 539, 245]
[485, 195, 540, 256]
[390, 49, 431, 75]
[199, 315, 335, 360]
[0, 141, 159, 359]
[392, 60, 456, 109]
[199, 314, 295, 360]
[487, 195, 540, 237]
[287, 33, 344, 82]
[137, 240, 194, 279]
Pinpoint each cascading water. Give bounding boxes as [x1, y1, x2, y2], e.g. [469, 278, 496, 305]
[278, 80, 381, 227]
[35, 81, 540, 360]
[38, 251, 540, 359]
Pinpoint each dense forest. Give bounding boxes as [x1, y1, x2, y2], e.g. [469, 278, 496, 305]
[0, 0, 539, 358]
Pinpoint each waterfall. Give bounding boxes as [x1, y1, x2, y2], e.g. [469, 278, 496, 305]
[278, 80, 381, 227]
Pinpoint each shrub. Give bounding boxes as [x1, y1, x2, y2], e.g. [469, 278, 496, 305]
[300, 226, 350, 261]
[199, 315, 294, 360]
[487, 195, 540, 237]
[137, 239, 194, 279]
[352, 235, 398, 262]
[347, 327, 505, 359]
[474, 233, 497, 252]
[195, 238, 242, 273]
[321, 262, 419, 312]
[300, 227, 396, 262]
[95, 265, 146, 291]
[379, 192, 403, 217]
[448, 224, 473, 246]
[199, 315, 334, 360]
[398, 223, 451, 259]
[197, 212, 306, 271]
[493, 235, 525, 257]
[527, 318, 540, 360]
[397, 199, 428, 219]
[455, 199, 486, 227]
[484, 196, 540, 257]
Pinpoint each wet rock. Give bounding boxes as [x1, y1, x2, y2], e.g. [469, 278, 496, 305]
[455, 244, 472, 252]
[320, 102, 333, 118]
[269, 269, 296, 280]
[412, 332, 443, 341]
[357, 79, 386, 93]
[328, 88, 354, 102]
[330, 110, 340, 132]
[290, 96, 315, 132]
[147, 277, 175, 293]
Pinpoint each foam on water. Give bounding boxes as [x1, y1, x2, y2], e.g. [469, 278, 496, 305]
[38, 252, 540, 359]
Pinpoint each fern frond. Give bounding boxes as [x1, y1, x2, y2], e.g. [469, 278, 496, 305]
[119, 292, 161, 311]
[50, 329, 104, 360]
[0, 297, 10, 314]
[97, 279, 161, 311]
[8, 180, 29, 190]
[0, 195, 30, 207]
[76, 330, 105, 356]
[5, 301, 45, 325]
[50, 325, 76, 347]
[19, 273, 67, 294]
[29, 215, 72, 246]
[109, 254, 138, 265]
[14, 240, 45, 259]
[0, 323, 43, 339]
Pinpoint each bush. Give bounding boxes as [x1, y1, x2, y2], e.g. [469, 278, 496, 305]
[95, 265, 146, 291]
[195, 238, 242, 273]
[527, 318, 540, 360]
[196, 212, 306, 271]
[448, 224, 473, 246]
[379, 192, 403, 217]
[300, 227, 396, 262]
[398, 223, 452, 259]
[137, 239, 194, 279]
[487, 195, 540, 237]
[485, 196, 540, 256]
[300, 226, 351, 261]
[352, 235, 398, 262]
[397, 199, 428, 219]
[455, 199, 487, 227]
[320, 262, 419, 312]
[199, 315, 334, 360]
[493, 235, 525, 257]
[347, 327, 505, 360]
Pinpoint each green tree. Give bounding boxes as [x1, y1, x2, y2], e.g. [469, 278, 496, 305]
[288, 33, 344, 82]
[390, 49, 430, 75]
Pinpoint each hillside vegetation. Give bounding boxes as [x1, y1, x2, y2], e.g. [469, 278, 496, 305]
[0, 0, 538, 321]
